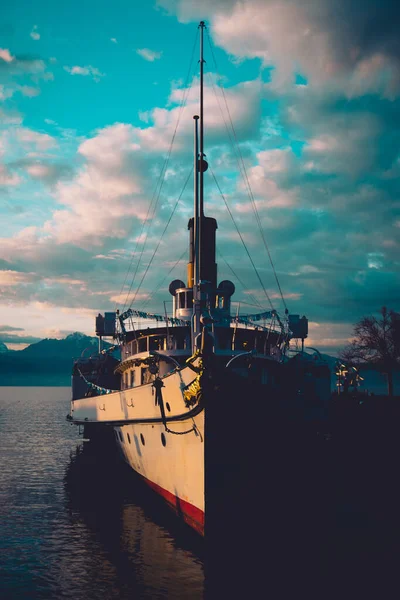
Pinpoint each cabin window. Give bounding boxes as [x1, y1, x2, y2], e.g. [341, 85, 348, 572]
[131, 340, 138, 355]
[161, 432, 166, 447]
[127, 433, 131, 444]
[178, 292, 186, 309]
[140, 433, 145, 446]
[119, 430, 124, 442]
[130, 370, 135, 387]
[138, 337, 147, 353]
[141, 368, 146, 385]
[216, 295, 224, 309]
[149, 336, 164, 351]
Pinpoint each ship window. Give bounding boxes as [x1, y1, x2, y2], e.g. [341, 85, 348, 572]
[119, 430, 124, 442]
[177, 292, 183, 309]
[131, 340, 138, 354]
[216, 295, 224, 309]
[130, 370, 135, 387]
[138, 337, 147, 353]
[140, 433, 145, 446]
[166, 402, 171, 412]
[149, 336, 164, 351]
[127, 433, 131, 444]
[161, 432, 166, 447]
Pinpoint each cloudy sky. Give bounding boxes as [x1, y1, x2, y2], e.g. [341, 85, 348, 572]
[0, 0, 399, 353]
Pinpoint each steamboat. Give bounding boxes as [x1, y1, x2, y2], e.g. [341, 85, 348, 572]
[68, 22, 330, 536]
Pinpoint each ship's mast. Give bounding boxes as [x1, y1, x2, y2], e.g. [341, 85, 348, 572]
[193, 115, 201, 345]
[199, 21, 205, 221]
[192, 22, 206, 350]
[192, 21, 217, 352]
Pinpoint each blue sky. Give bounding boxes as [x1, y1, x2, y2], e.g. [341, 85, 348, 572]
[1, 0, 399, 352]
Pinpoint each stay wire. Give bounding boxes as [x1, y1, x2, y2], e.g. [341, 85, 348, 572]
[118, 30, 199, 312]
[210, 167, 274, 311]
[128, 168, 193, 308]
[217, 249, 264, 310]
[206, 29, 288, 314]
[139, 247, 188, 311]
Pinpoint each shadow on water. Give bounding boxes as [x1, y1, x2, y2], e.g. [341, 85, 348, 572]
[63, 399, 400, 599]
[63, 441, 204, 599]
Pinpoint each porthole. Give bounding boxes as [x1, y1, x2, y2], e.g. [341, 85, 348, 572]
[140, 433, 145, 446]
[119, 430, 123, 442]
[127, 433, 131, 444]
[166, 402, 171, 412]
[161, 432, 166, 447]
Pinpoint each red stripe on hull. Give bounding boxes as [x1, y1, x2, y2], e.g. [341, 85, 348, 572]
[143, 477, 204, 536]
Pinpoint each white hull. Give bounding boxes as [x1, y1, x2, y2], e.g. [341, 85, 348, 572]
[71, 362, 205, 533]
[114, 415, 204, 533]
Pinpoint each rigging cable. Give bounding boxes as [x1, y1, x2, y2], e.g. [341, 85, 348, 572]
[206, 29, 288, 314]
[128, 168, 193, 308]
[217, 249, 264, 310]
[139, 247, 188, 311]
[118, 30, 199, 313]
[210, 167, 274, 311]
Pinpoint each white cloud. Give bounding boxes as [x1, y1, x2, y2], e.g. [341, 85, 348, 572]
[64, 65, 105, 82]
[0, 48, 14, 63]
[0, 270, 38, 286]
[159, 0, 400, 92]
[0, 84, 13, 100]
[136, 48, 163, 62]
[30, 25, 40, 40]
[15, 127, 57, 150]
[0, 165, 20, 187]
[134, 77, 263, 152]
[110, 38, 118, 44]
[18, 85, 41, 97]
[25, 163, 53, 179]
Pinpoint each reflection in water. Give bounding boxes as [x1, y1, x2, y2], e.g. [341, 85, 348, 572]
[63, 442, 204, 599]
[0, 387, 203, 600]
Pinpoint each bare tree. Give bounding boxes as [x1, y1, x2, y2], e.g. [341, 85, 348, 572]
[340, 307, 400, 396]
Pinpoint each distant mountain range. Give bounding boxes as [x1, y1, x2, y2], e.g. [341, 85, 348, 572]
[1, 335, 397, 393]
[0, 332, 112, 386]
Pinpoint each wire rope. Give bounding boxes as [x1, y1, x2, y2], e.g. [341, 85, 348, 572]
[118, 30, 199, 312]
[210, 167, 274, 310]
[128, 168, 193, 308]
[206, 29, 288, 314]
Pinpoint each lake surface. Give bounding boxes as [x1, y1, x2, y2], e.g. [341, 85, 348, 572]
[2, 387, 400, 599]
[0, 387, 204, 599]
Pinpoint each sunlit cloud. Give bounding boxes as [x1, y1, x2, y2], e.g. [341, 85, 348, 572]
[30, 25, 40, 40]
[64, 65, 105, 82]
[136, 48, 163, 62]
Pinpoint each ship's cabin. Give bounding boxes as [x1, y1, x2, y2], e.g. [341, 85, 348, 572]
[117, 324, 281, 390]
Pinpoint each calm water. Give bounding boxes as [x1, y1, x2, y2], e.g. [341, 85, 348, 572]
[0, 387, 204, 599]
